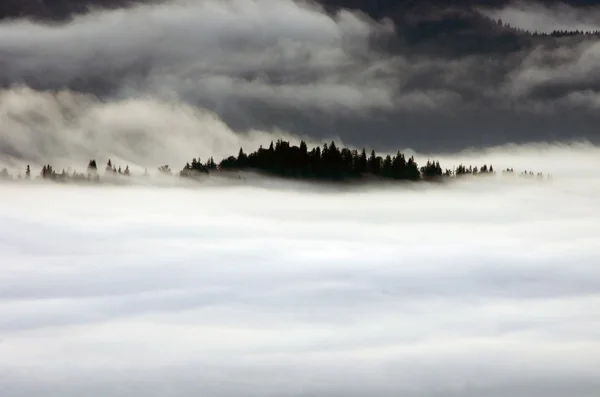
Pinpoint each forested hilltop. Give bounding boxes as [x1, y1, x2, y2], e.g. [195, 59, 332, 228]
[1, 140, 550, 184]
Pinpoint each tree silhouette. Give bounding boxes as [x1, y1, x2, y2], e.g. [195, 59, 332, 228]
[175, 139, 532, 183]
[158, 165, 172, 175]
[0, 168, 10, 180]
[10, 139, 547, 186]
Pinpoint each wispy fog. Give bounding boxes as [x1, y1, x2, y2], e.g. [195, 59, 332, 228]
[1, 147, 599, 396]
[0, 86, 301, 171]
[3, 83, 600, 178]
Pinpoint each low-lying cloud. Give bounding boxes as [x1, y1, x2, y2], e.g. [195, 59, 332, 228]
[3, 83, 599, 179]
[2, 0, 600, 151]
[0, 86, 303, 171]
[1, 148, 599, 396]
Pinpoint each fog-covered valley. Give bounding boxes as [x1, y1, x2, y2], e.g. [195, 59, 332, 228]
[1, 157, 599, 396]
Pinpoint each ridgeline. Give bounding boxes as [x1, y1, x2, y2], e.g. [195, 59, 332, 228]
[1, 139, 549, 184]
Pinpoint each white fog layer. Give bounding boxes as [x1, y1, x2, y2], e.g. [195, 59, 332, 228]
[1, 153, 600, 396]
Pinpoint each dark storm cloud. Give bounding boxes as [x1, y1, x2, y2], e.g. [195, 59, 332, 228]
[1, 0, 600, 157]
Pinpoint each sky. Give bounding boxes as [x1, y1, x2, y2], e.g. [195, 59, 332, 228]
[1, 148, 600, 396]
[2, 0, 600, 165]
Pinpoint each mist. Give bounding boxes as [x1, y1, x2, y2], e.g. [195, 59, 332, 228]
[1, 143, 600, 397]
[0, 86, 309, 172]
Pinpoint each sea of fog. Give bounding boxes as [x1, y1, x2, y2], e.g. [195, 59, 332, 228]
[1, 148, 600, 397]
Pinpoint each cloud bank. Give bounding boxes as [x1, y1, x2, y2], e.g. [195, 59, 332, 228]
[1, 0, 600, 153]
[0, 0, 397, 113]
[1, 148, 600, 396]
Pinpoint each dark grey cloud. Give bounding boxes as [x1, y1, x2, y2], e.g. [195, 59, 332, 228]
[1, 0, 600, 159]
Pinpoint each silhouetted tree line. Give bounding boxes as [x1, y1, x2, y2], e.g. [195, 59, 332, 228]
[502, 167, 550, 179]
[488, 16, 600, 38]
[0, 140, 552, 184]
[0, 159, 133, 183]
[180, 139, 549, 182]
